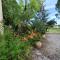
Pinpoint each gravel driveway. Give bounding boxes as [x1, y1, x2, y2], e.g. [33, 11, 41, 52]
[32, 33, 60, 60]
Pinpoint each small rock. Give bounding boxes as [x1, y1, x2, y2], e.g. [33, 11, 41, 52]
[43, 34, 46, 38]
[36, 41, 42, 48]
[36, 52, 42, 56]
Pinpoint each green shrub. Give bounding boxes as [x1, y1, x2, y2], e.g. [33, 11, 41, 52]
[0, 26, 32, 60]
[32, 20, 46, 35]
[0, 34, 7, 60]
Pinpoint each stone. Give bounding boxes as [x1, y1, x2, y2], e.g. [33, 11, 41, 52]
[36, 41, 42, 48]
[43, 34, 46, 38]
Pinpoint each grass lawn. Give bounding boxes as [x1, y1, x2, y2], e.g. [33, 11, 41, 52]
[47, 28, 60, 33]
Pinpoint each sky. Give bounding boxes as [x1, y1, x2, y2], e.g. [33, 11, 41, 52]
[44, 0, 60, 25]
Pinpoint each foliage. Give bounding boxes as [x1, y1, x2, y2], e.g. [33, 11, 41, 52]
[16, 0, 43, 34]
[1, 0, 50, 60]
[58, 25, 60, 28]
[56, 0, 60, 18]
[56, 0, 60, 13]
[1, 0, 45, 59]
[32, 6, 49, 34]
[18, 0, 42, 21]
[40, 6, 49, 23]
[31, 20, 46, 34]
[1, 25, 42, 60]
[0, 26, 32, 60]
[2, 0, 43, 35]
[2, 0, 20, 25]
[47, 20, 57, 27]
[0, 34, 6, 60]
[47, 28, 60, 33]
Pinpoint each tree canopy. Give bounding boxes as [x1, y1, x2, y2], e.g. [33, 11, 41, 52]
[56, 0, 60, 13]
[56, 0, 60, 18]
[47, 19, 56, 27]
[2, 0, 43, 25]
[2, 0, 44, 34]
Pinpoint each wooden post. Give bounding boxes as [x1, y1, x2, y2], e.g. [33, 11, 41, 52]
[0, 0, 3, 35]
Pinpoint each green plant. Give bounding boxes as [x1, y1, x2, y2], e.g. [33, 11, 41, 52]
[47, 20, 57, 27]
[0, 34, 7, 60]
[32, 20, 46, 35]
[0, 26, 32, 60]
[2, 0, 43, 35]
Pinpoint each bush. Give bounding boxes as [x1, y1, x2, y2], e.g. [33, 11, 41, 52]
[32, 20, 46, 35]
[0, 26, 32, 60]
[0, 34, 7, 60]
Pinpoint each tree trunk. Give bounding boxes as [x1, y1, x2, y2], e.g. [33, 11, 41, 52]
[0, 0, 3, 35]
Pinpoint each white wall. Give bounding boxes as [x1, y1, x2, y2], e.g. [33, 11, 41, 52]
[0, 0, 3, 35]
[0, 0, 3, 22]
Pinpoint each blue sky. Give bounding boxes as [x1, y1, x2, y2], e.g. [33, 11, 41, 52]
[44, 0, 60, 25]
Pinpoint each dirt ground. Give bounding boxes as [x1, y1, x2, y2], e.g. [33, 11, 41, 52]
[32, 33, 60, 60]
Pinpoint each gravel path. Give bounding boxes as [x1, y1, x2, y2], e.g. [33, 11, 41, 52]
[32, 33, 60, 60]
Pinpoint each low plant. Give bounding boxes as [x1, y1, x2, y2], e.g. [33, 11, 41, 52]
[0, 26, 32, 60]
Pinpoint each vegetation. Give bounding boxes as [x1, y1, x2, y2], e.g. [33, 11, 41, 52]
[56, 0, 60, 13]
[47, 28, 60, 33]
[1, 0, 46, 60]
[1, 0, 57, 60]
[0, 26, 32, 60]
[56, 0, 60, 18]
[2, 0, 43, 35]
[47, 19, 57, 28]
[0, 25, 43, 60]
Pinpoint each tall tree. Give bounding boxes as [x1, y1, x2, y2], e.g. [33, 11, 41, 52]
[2, 0, 20, 25]
[47, 19, 57, 27]
[56, 0, 60, 18]
[56, 0, 60, 13]
[41, 6, 49, 23]
[2, 0, 43, 34]
[2, 0, 43, 25]
[18, 0, 43, 22]
[17, 0, 44, 34]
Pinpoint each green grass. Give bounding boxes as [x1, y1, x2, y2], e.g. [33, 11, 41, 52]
[47, 28, 60, 33]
